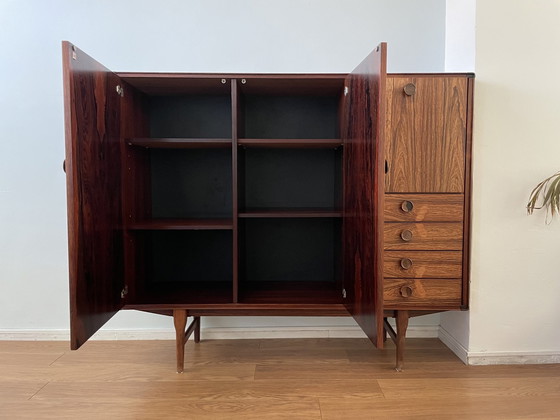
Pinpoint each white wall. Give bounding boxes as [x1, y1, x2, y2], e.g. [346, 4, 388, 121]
[0, 0, 445, 336]
[466, 0, 560, 362]
[444, 0, 475, 72]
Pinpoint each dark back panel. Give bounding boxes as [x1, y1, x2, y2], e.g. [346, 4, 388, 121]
[149, 230, 233, 283]
[343, 44, 387, 348]
[242, 219, 337, 282]
[243, 96, 338, 139]
[241, 148, 341, 210]
[149, 95, 232, 138]
[62, 42, 124, 349]
[150, 149, 232, 218]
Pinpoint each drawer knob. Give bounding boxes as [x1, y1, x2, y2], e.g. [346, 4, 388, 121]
[400, 200, 414, 212]
[400, 230, 413, 241]
[403, 83, 416, 96]
[400, 258, 413, 270]
[400, 286, 413, 298]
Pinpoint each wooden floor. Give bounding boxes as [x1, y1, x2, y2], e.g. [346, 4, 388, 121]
[1, 338, 560, 419]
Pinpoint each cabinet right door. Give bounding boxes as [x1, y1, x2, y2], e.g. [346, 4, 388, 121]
[384, 76, 468, 193]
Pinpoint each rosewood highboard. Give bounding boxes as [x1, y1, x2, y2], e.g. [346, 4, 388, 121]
[62, 41, 473, 371]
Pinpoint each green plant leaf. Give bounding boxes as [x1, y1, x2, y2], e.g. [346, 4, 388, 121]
[527, 171, 560, 221]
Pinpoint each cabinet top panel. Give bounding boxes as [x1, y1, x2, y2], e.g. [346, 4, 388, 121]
[388, 72, 475, 78]
[118, 73, 346, 95]
[117, 72, 474, 95]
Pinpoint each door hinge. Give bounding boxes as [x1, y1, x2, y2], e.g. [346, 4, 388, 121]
[344, 86, 349, 96]
[121, 285, 128, 298]
[342, 288, 347, 299]
[116, 85, 124, 97]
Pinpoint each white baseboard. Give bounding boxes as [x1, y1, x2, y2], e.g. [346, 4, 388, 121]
[437, 327, 560, 365]
[466, 351, 560, 365]
[438, 325, 469, 364]
[0, 324, 438, 341]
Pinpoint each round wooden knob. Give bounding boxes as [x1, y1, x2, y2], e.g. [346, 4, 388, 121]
[400, 258, 413, 270]
[403, 83, 416, 96]
[400, 230, 413, 241]
[400, 200, 414, 212]
[400, 286, 413, 298]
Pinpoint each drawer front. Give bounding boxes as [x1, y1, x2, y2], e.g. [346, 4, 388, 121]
[384, 251, 462, 278]
[384, 223, 463, 251]
[383, 279, 462, 308]
[384, 194, 464, 222]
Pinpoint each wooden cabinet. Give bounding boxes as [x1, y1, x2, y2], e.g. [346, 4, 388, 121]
[62, 41, 473, 371]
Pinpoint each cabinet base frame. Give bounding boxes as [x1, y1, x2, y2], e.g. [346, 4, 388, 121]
[172, 308, 454, 373]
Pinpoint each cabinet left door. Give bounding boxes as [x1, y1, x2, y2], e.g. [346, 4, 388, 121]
[62, 42, 125, 349]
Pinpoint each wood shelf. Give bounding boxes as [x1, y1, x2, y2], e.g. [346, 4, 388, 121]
[239, 281, 342, 304]
[238, 138, 342, 148]
[128, 219, 233, 230]
[132, 282, 233, 305]
[238, 209, 342, 218]
[127, 138, 232, 148]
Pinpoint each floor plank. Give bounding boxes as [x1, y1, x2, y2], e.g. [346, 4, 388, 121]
[378, 377, 560, 398]
[0, 380, 48, 403]
[319, 395, 560, 419]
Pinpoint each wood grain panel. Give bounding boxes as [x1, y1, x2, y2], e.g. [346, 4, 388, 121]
[62, 41, 124, 349]
[238, 138, 342, 148]
[384, 223, 463, 250]
[128, 219, 234, 230]
[385, 76, 467, 193]
[384, 251, 462, 278]
[231, 79, 239, 303]
[127, 138, 232, 148]
[462, 76, 475, 308]
[383, 279, 462, 308]
[342, 44, 386, 348]
[120, 79, 150, 307]
[384, 194, 463, 222]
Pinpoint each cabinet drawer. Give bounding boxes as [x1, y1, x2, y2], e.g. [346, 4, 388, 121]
[384, 194, 463, 222]
[384, 251, 462, 278]
[384, 223, 463, 250]
[383, 279, 462, 308]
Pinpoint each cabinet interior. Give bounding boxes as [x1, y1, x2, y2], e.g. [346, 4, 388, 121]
[123, 76, 345, 305]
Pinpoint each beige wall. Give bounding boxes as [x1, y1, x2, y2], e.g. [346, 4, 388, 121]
[469, 0, 560, 357]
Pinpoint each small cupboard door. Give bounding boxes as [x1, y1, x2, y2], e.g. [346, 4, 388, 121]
[342, 43, 387, 348]
[62, 42, 124, 349]
[385, 76, 468, 193]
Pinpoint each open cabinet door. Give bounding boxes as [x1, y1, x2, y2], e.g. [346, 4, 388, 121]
[343, 43, 387, 348]
[62, 42, 125, 349]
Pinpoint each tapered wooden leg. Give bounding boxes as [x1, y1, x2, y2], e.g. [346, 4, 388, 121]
[395, 310, 409, 372]
[194, 316, 201, 343]
[173, 309, 187, 373]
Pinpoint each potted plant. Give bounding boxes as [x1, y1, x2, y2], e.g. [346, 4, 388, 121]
[527, 171, 560, 221]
